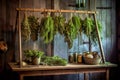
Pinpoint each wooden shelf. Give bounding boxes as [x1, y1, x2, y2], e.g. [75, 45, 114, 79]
[9, 62, 117, 71]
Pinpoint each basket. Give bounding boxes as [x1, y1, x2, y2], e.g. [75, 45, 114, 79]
[83, 51, 102, 65]
[83, 56, 101, 65]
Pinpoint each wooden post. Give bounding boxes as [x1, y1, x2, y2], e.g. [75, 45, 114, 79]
[93, 13, 106, 63]
[84, 73, 89, 80]
[18, 0, 22, 67]
[20, 74, 24, 80]
[106, 69, 109, 80]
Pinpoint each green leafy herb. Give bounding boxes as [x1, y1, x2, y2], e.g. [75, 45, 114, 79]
[43, 56, 67, 66]
[28, 15, 39, 41]
[21, 13, 31, 41]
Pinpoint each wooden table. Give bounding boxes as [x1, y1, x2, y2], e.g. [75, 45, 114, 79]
[8, 63, 117, 80]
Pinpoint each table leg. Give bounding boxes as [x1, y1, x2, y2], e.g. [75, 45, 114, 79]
[106, 69, 109, 80]
[20, 74, 24, 80]
[84, 73, 89, 80]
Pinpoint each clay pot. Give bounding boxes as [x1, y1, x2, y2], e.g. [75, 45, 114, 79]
[32, 57, 41, 65]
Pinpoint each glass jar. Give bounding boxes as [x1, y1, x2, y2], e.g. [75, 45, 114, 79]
[77, 54, 82, 63]
[73, 52, 78, 63]
[68, 54, 73, 63]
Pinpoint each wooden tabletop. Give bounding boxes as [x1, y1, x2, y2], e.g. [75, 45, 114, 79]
[8, 62, 117, 72]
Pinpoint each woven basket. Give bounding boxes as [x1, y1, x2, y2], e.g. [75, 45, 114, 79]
[83, 56, 101, 65]
[83, 51, 102, 65]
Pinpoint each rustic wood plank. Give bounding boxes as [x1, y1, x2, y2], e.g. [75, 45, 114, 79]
[93, 13, 106, 63]
[105, 0, 111, 61]
[84, 73, 89, 80]
[0, 0, 7, 72]
[8, 62, 117, 80]
[110, 0, 117, 63]
[16, 8, 97, 14]
[96, 7, 112, 9]
[21, 0, 33, 8]
[9, 63, 116, 72]
[8, 63, 117, 71]
[106, 69, 109, 80]
[46, 0, 52, 9]
[20, 75, 24, 80]
[1, 0, 6, 33]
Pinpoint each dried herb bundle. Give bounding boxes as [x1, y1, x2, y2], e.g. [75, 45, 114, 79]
[53, 14, 66, 35]
[21, 13, 31, 41]
[28, 15, 39, 41]
[39, 13, 54, 43]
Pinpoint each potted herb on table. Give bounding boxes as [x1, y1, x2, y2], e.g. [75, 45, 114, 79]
[24, 50, 44, 65]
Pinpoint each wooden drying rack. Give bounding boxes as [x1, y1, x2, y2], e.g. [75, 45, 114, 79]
[16, 8, 105, 67]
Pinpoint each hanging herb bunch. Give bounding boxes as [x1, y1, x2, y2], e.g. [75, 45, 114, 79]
[63, 22, 73, 49]
[53, 13, 66, 35]
[72, 14, 82, 37]
[90, 20, 103, 44]
[28, 15, 39, 41]
[21, 12, 31, 41]
[63, 14, 82, 49]
[82, 16, 94, 37]
[39, 12, 54, 44]
[82, 16, 103, 45]
[21, 11, 102, 48]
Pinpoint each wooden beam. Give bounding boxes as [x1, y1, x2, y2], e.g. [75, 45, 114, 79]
[84, 73, 89, 80]
[18, 10, 22, 68]
[93, 13, 106, 63]
[106, 69, 109, 80]
[18, 0, 22, 68]
[16, 8, 97, 14]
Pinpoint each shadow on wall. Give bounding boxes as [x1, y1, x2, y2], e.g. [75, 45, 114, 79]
[0, 17, 17, 72]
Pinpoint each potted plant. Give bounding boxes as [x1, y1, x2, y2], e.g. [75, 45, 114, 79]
[24, 50, 44, 65]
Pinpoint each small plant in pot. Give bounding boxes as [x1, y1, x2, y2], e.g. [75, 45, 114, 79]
[24, 50, 44, 65]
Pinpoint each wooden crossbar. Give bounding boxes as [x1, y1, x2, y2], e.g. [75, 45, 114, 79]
[16, 8, 97, 14]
